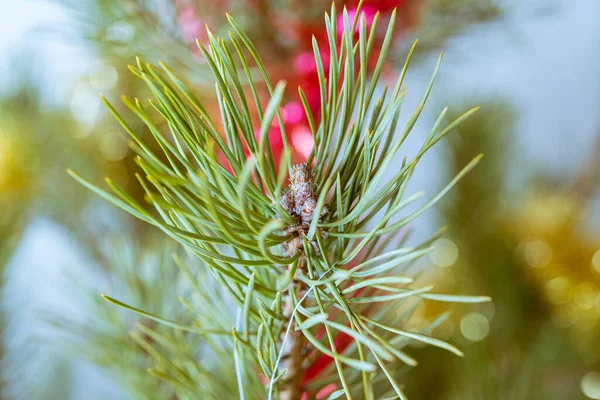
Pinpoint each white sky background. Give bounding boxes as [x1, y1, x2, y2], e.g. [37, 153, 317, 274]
[399, 0, 600, 238]
[1, 0, 600, 398]
[435, 0, 600, 187]
[0, 2, 79, 102]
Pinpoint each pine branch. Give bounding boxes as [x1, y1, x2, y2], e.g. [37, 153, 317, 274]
[279, 257, 308, 400]
[51, 236, 184, 399]
[68, 3, 490, 398]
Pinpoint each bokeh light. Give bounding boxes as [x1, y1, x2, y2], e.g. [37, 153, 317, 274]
[88, 63, 119, 91]
[522, 239, 553, 268]
[430, 238, 459, 268]
[592, 249, 600, 274]
[582, 372, 600, 399]
[546, 277, 571, 304]
[573, 282, 598, 310]
[70, 85, 101, 127]
[460, 312, 490, 342]
[99, 131, 129, 162]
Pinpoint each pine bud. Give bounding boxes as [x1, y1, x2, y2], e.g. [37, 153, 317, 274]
[279, 163, 328, 253]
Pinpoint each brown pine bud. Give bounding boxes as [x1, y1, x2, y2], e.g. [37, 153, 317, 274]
[290, 163, 313, 188]
[293, 184, 313, 217]
[279, 163, 328, 256]
[290, 163, 315, 217]
[300, 197, 317, 224]
[280, 190, 296, 216]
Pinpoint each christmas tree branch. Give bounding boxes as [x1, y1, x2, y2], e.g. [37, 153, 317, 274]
[68, 3, 490, 398]
[279, 257, 308, 400]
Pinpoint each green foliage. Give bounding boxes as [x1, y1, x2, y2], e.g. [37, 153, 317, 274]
[52, 236, 180, 399]
[53, 235, 261, 399]
[69, 4, 488, 399]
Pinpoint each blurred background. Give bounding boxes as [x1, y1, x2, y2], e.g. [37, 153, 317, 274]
[1, 0, 600, 399]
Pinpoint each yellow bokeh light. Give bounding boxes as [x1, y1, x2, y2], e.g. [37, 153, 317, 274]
[100, 132, 129, 162]
[581, 371, 600, 399]
[573, 282, 598, 310]
[430, 238, 459, 268]
[480, 301, 496, 321]
[592, 249, 600, 274]
[546, 277, 571, 304]
[522, 239, 553, 268]
[460, 312, 489, 342]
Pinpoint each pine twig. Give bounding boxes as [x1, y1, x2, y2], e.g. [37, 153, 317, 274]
[279, 258, 307, 400]
[69, 4, 491, 398]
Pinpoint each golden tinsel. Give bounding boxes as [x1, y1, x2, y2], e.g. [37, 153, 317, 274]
[506, 190, 600, 357]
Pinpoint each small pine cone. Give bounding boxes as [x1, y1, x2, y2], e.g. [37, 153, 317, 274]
[290, 163, 313, 188]
[293, 183, 313, 216]
[280, 190, 296, 216]
[300, 197, 317, 224]
[300, 198, 329, 225]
